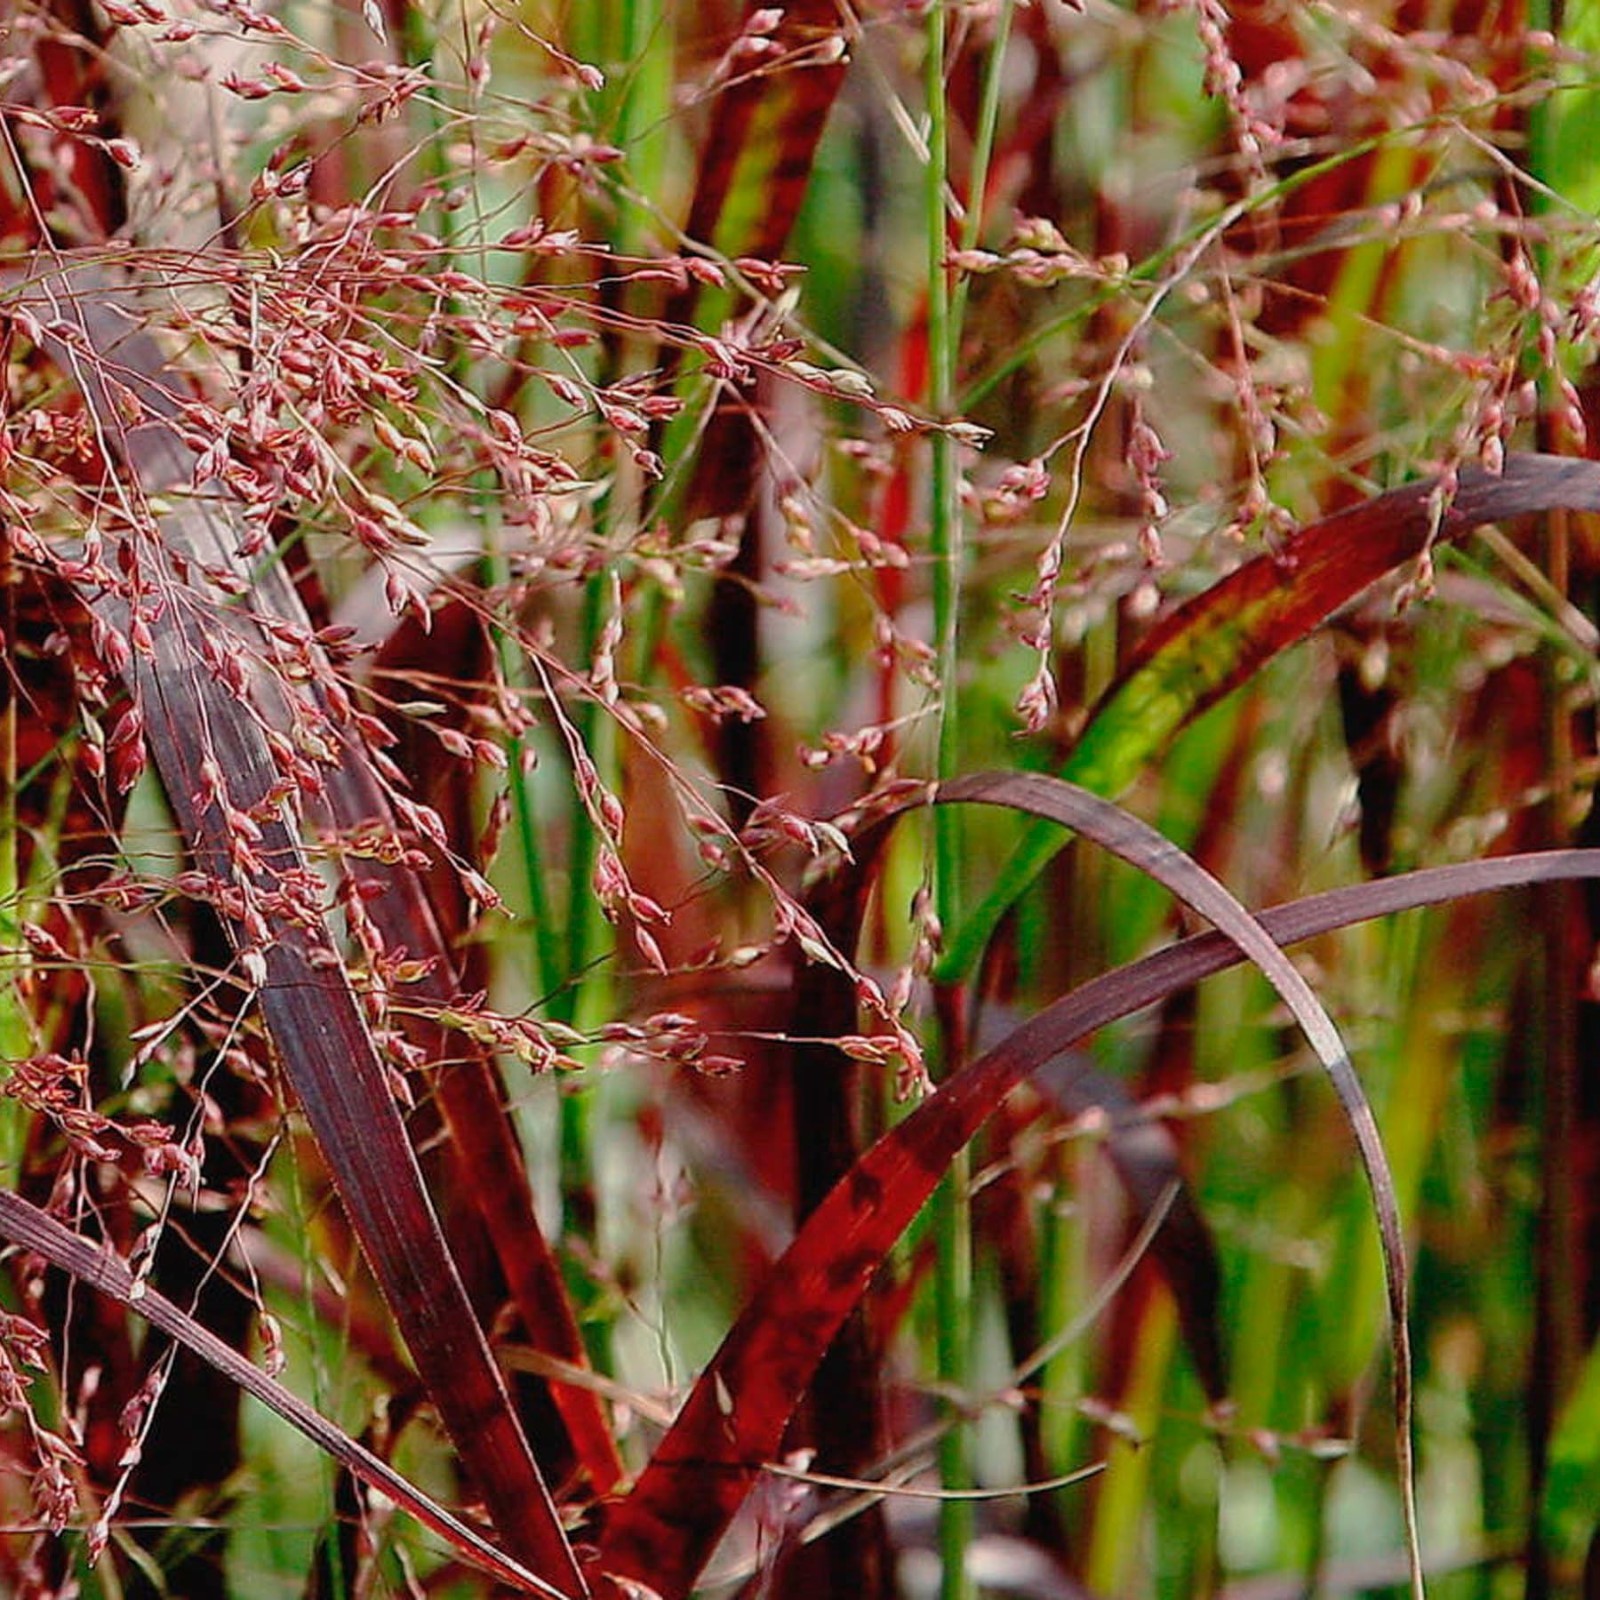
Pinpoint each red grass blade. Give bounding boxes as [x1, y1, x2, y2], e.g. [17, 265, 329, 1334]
[0, 1190, 565, 1598]
[602, 775, 1563, 1596]
[942, 452, 1600, 981]
[1082, 456, 1600, 778]
[27, 253, 620, 1497]
[664, 0, 853, 523]
[601, 836, 1600, 1592]
[681, 1, 851, 268]
[332, 610, 625, 1494]
[8, 264, 588, 1596]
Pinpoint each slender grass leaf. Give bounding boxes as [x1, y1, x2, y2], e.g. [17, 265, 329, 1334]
[603, 778, 1595, 1597]
[343, 612, 626, 1494]
[656, 0, 852, 520]
[941, 453, 1600, 982]
[7, 265, 588, 1595]
[0, 1189, 565, 1599]
[680, 1, 851, 267]
[39, 259, 620, 1499]
[1542, 1332, 1600, 1566]
[603, 840, 1600, 1591]
[945, 772, 1423, 1597]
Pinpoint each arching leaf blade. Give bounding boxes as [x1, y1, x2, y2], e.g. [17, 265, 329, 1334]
[8, 265, 589, 1594]
[0, 1191, 564, 1599]
[598, 780, 1595, 1596]
[939, 453, 1600, 983]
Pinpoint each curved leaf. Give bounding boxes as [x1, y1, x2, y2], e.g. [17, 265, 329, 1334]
[600, 777, 1585, 1596]
[941, 452, 1600, 981]
[0, 1190, 565, 1597]
[5, 265, 589, 1594]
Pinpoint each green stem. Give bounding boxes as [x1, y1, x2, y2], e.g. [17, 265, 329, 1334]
[950, 0, 1015, 335]
[926, 7, 973, 1597]
[0, 641, 26, 1164]
[394, 4, 568, 1007]
[927, 8, 961, 911]
[559, 572, 614, 1028]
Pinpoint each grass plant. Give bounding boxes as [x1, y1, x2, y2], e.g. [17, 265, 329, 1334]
[7, 4, 1600, 1598]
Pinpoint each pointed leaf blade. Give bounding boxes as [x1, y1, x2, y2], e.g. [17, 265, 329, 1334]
[603, 774, 1563, 1596]
[0, 1191, 564, 1599]
[941, 453, 1600, 981]
[7, 267, 587, 1595]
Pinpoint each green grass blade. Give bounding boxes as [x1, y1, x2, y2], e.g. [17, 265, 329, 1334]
[938, 453, 1600, 984]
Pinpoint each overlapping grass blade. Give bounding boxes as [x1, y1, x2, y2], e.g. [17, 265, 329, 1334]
[679, 0, 851, 266]
[936, 776, 1420, 1599]
[653, 0, 852, 516]
[941, 453, 1600, 982]
[0, 1190, 562, 1598]
[605, 838, 1600, 1591]
[7, 264, 587, 1593]
[12, 256, 620, 1492]
[326, 611, 625, 1494]
[39, 261, 619, 1497]
[601, 778, 1592, 1596]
